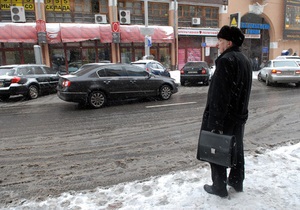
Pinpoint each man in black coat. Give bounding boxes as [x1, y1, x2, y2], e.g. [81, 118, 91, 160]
[196, 25, 252, 197]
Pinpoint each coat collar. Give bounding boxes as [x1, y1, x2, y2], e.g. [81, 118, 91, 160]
[216, 46, 241, 64]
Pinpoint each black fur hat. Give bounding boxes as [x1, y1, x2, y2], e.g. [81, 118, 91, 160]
[217, 25, 245, 47]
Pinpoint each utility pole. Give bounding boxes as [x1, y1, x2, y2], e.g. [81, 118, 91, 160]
[144, 0, 150, 57]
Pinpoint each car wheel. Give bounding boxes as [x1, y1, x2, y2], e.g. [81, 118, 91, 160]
[257, 72, 262, 82]
[204, 80, 209, 86]
[28, 85, 39, 99]
[265, 75, 271, 86]
[159, 85, 172, 100]
[0, 94, 10, 101]
[88, 91, 106, 108]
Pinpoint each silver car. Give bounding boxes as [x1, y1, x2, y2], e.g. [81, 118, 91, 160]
[257, 59, 300, 86]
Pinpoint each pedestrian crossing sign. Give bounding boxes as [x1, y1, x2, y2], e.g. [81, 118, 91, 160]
[230, 13, 240, 28]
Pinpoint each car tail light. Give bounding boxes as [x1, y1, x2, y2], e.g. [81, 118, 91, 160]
[180, 68, 184, 74]
[296, 70, 300, 74]
[271, 69, 282, 74]
[11, 77, 21, 83]
[201, 68, 207, 74]
[146, 67, 150, 72]
[62, 80, 71, 87]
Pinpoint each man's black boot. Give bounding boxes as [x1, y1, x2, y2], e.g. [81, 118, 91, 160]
[203, 184, 228, 197]
[227, 180, 243, 192]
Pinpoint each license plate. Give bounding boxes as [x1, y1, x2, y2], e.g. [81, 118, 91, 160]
[282, 71, 294, 75]
[188, 71, 198, 74]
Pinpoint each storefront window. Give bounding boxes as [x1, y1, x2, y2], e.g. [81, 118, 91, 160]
[159, 45, 171, 69]
[23, 49, 35, 64]
[5, 51, 20, 65]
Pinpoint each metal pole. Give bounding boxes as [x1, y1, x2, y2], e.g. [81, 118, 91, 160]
[144, 0, 150, 57]
[37, 0, 41, 19]
[174, 0, 178, 70]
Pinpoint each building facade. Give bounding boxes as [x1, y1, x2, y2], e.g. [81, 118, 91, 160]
[0, 0, 299, 72]
[221, 0, 300, 67]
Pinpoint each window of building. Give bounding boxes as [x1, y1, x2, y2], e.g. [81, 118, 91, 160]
[148, 2, 168, 25]
[178, 5, 218, 28]
[118, 0, 143, 25]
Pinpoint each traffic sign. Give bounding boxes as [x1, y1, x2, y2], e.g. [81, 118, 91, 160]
[230, 13, 240, 28]
[140, 27, 154, 36]
[112, 22, 120, 32]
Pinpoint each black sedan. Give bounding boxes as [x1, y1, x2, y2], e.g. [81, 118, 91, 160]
[180, 61, 210, 86]
[0, 64, 59, 100]
[57, 63, 178, 108]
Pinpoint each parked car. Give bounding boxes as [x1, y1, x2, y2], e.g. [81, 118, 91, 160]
[57, 63, 178, 108]
[131, 59, 170, 77]
[0, 64, 59, 100]
[209, 65, 216, 80]
[257, 59, 300, 86]
[275, 56, 300, 60]
[180, 61, 210, 86]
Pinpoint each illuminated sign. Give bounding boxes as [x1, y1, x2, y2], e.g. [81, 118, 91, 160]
[284, 0, 300, 40]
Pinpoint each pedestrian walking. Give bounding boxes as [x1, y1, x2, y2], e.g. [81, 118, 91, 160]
[196, 25, 252, 197]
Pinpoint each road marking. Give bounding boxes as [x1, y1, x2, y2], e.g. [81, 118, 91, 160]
[146, 101, 197, 108]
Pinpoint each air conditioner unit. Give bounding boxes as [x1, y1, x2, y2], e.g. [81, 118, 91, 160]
[10, 6, 26, 23]
[192, 17, 201, 25]
[95, 14, 107, 24]
[119, 10, 131, 24]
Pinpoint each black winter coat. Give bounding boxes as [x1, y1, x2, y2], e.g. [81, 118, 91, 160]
[202, 46, 252, 132]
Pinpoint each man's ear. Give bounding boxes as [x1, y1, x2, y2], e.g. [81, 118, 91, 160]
[228, 41, 233, 47]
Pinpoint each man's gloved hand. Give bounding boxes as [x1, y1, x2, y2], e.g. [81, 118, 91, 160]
[211, 129, 223, 134]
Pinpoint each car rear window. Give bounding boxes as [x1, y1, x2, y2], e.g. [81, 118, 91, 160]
[273, 61, 298, 67]
[74, 65, 101, 76]
[0, 67, 15, 76]
[132, 63, 146, 69]
[184, 62, 208, 68]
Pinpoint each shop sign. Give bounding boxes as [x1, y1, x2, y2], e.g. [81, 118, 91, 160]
[245, 34, 261, 39]
[0, 0, 34, 11]
[205, 37, 218, 47]
[45, 0, 70, 12]
[178, 29, 218, 36]
[245, 29, 260, 34]
[140, 27, 154, 36]
[241, 22, 270, 30]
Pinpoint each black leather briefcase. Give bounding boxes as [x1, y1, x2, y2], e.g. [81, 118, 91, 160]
[197, 130, 237, 168]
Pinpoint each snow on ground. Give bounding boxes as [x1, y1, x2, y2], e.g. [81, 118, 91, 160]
[5, 141, 300, 210]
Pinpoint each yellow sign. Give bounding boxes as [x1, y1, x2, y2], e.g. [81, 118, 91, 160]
[231, 17, 237, 27]
[46, 0, 70, 12]
[230, 13, 240, 28]
[0, 0, 34, 10]
[12, 0, 22, 5]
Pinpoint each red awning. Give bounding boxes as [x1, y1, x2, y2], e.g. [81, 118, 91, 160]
[120, 25, 174, 43]
[0, 23, 37, 43]
[120, 25, 144, 42]
[152, 26, 174, 43]
[46, 23, 61, 44]
[0, 23, 173, 44]
[60, 23, 101, 43]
